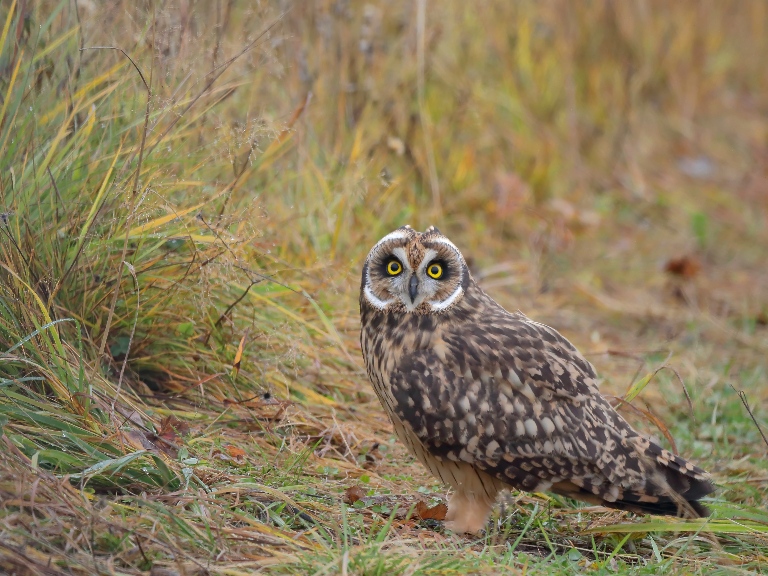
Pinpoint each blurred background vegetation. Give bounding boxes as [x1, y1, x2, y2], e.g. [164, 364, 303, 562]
[0, 1, 767, 573]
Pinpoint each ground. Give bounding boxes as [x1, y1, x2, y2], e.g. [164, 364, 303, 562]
[1, 1, 767, 574]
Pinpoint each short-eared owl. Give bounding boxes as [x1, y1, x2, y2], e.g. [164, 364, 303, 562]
[359, 225, 714, 534]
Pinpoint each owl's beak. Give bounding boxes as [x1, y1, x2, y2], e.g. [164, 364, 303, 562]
[408, 275, 419, 303]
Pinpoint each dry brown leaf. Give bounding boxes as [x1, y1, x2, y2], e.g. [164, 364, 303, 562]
[122, 429, 158, 451]
[664, 255, 701, 278]
[343, 485, 366, 505]
[226, 445, 246, 460]
[233, 334, 246, 377]
[414, 500, 447, 521]
[157, 416, 189, 443]
[212, 445, 247, 466]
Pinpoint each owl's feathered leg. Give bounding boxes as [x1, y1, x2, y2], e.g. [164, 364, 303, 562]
[441, 465, 504, 534]
[444, 490, 495, 535]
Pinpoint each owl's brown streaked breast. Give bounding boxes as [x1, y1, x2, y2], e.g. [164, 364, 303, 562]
[360, 309, 445, 407]
[361, 307, 503, 503]
[360, 307, 442, 444]
[360, 310, 397, 413]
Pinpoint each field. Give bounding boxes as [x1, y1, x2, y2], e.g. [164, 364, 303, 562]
[1, 1, 768, 574]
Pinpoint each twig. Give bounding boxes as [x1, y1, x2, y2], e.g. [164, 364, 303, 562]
[216, 145, 255, 218]
[46, 166, 63, 224]
[196, 213, 299, 292]
[143, 14, 285, 162]
[0, 540, 69, 576]
[203, 280, 260, 345]
[73, 0, 85, 55]
[135, 535, 151, 569]
[741, 475, 768, 483]
[0, 217, 32, 271]
[111, 262, 140, 417]
[664, 365, 696, 426]
[79, 46, 149, 92]
[609, 395, 679, 454]
[622, 356, 696, 425]
[731, 385, 768, 450]
[415, 0, 441, 216]
[87, 40, 154, 360]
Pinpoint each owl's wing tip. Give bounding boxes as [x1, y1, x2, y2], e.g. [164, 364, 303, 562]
[552, 481, 715, 518]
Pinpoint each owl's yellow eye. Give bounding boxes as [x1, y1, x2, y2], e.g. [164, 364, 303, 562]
[427, 263, 443, 279]
[386, 260, 403, 276]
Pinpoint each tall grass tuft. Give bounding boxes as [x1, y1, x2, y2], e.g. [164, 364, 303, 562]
[0, 1, 295, 494]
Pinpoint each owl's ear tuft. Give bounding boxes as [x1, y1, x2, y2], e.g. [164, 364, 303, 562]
[425, 225, 441, 234]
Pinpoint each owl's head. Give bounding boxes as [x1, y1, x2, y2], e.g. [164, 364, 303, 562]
[361, 225, 470, 314]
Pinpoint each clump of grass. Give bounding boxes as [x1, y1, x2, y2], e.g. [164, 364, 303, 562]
[1, 1, 767, 574]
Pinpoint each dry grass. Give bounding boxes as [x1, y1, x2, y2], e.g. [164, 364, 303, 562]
[1, 1, 767, 574]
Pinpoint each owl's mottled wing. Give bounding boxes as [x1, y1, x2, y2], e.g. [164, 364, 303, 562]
[389, 315, 714, 515]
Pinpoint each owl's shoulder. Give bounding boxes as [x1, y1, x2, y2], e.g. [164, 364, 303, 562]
[426, 286, 601, 401]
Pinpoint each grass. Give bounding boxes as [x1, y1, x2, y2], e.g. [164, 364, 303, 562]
[1, 0, 767, 573]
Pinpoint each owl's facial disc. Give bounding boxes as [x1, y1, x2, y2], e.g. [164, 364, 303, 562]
[362, 226, 468, 313]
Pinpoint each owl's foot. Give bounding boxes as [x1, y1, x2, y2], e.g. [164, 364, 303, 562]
[443, 491, 493, 535]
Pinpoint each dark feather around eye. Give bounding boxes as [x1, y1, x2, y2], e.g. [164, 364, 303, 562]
[380, 257, 403, 276]
[426, 260, 450, 279]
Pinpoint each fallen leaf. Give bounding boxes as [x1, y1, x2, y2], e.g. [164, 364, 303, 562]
[664, 255, 701, 278]
[343, 486, 366, 505]
[123, 429, 158, 451]
[212, 445, 247, 466]
[414, 500, 447, 521]
[233, 334, 246, 377]
[141, 416, 189, 458]
[157, 416, 189, 443]
[226, 445, 246, 459]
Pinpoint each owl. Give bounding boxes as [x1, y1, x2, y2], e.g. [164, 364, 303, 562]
[359, 225, 714, 534]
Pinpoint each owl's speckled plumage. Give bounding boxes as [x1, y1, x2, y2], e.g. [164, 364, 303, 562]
[360, 225, 714, 533]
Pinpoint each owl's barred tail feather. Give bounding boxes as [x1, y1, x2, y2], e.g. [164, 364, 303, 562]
[551, 449, 715, 518]
[609, 489, 712, 518]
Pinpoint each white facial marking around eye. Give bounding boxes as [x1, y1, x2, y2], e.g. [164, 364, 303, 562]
[418, 249, 438, 273]
[364, 283, 392, 310]
[391, 247, 410, 268]
[430, 285, 463, 311]
[373, 229, 410, 250]
[422, 242, 465, 311]
[363, 266, 393, 310]
[425, 236, 461, 256]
